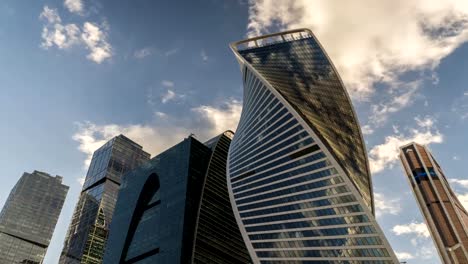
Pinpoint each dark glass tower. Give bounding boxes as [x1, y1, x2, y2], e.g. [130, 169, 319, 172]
[103, 132, 250, 264]
[60, 135, 150, 264]
[228, 29, 398, 262]
[0, 170, 69, 264]
[400, 142, 468, 263]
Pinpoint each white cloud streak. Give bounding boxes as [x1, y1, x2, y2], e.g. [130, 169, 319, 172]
[368, 116, 443, 174]
[247, 0, 468, 99]
[134, 47, 154, 59]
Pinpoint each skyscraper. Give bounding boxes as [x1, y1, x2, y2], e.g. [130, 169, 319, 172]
[0, 170, 69, 264]
[60, 135, 150, 264]
[400, 142, 468, 263]
[103, 132, 251, 264]
[227, 29, 399, 262]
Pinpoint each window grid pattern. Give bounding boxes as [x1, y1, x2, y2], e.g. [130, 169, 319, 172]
[228, 35, 396, 262]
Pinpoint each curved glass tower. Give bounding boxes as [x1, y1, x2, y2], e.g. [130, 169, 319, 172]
[104, 132, 250, 264]
[228, 29, 398, 263]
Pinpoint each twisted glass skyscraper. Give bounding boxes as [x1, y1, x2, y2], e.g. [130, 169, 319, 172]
[227, 29, 398, 263]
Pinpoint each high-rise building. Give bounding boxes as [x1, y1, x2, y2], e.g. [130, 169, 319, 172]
[400, 142, 468, 263]
[60, 135, 150, 264]
[103, 132, 251, 264]
[0, 170, 69, 264]
[227, 28, 399, 263]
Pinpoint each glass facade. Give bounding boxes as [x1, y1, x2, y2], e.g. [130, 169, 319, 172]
[0, 171, 68, 264]
[104, 134, 251, 264]
[60, 135, 150, 264]
[228, 29, 398, 263]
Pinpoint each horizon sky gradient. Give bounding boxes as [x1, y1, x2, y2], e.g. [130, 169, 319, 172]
[1, 0, 468, 263]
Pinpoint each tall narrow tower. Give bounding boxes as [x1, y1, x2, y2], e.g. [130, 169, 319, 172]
[400, 142, 468, 263]
[60, 135, 150, 264]
[227, 29, 399, 263]
[0, 170, 68, 264]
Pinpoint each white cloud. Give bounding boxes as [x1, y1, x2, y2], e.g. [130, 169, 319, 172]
[160, 81, 183, 104]
[40, 6, 80, 49]
[452, 91, 468, 120]
[77, 176, 85, 186]
[246, 0, 468, 99]
[368, 116, 443, 174]
[164, 48, 179, 57]
[450, 178, 468, 188]
[374, 192, 401, 218]
[64, 0, 83, 15]
[154, 111, 167, 118]
[200, 49, 208, 62]
[40, 6, 61, 24]
[456, 193, 468, 209]
[161, 90, 177, 103]
[39, 6, 112, 64]
[191, 99, 242, 134]
[134, 47, 153, 59]
[161, 80, 174, 87]
[392, 222, 430, 238]
[81, 22, 112, 63]
[395, 252, 415, 260]
[361, 125, 374, 135]
[73, 99, 242, 167]
[368, 81, 421, 128]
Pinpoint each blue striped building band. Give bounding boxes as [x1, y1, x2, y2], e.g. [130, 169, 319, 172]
[227, 29, 399, 263]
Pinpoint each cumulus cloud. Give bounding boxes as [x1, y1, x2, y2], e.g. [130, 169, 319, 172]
[368, 116, 443, 174]
[449, 178, 468, 188]
[81, 22, 112, 63]
[40, 6, 80, 49]
[247, 0, 468, 98]
[392, 222, 430, 238]
[192, 99, 242, 134]
[395, 252, 415, 260]
[64, 0, 83, 15]
[39, 6, 112, 64]
[40, 6, 62, 24]
[374, 192, 401, 218]
[73, 99, 242, 167]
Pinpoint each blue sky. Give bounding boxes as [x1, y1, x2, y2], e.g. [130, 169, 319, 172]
[1, 0, 468, 263]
